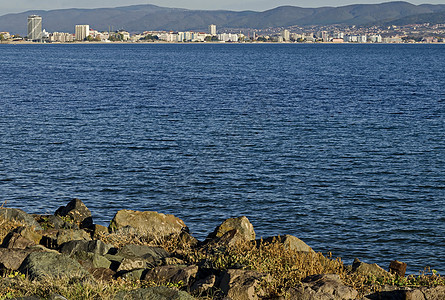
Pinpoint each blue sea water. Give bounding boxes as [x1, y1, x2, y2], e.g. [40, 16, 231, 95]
[0, 43, 444, 274]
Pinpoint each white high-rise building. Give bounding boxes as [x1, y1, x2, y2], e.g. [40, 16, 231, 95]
[281, 30, 290, 41]
[27, 15, 42, 42]
[209, 24, 217, 36]
[75, 25, 90, 41]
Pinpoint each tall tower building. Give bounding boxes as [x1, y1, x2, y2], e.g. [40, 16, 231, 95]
[75, 25, 90, 41]
[27, 15, 42, 42]
[209, 24, 217, 36]
[281, 29, 290, 42]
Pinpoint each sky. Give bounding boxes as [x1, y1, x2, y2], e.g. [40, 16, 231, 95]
[1, 0, 444, 15]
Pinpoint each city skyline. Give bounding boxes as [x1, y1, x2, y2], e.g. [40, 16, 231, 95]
[2, 0, 445, 15]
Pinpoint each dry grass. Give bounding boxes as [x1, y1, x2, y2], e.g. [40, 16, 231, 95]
[2, 214, 445, 299]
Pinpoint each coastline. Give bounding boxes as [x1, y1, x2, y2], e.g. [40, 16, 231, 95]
[1, 199, 445, 299]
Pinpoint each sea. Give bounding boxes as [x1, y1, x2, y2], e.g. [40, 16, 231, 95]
[0, 43, 444, 274]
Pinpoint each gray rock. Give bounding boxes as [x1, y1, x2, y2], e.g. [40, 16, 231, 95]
[143, 265, 199, 286]
[262, 235, 314, 252]
[119, 268, 147, 281]
[218, 269, 269, 300]
[1, 232, 35, 249]
[40, 229, 91, 249]
[116, 244, 170, 267]
[18, 252, 92, 281]
[109, 210, 188, 241]
[288, 274, 358, 300]
[0, 248, 38, 270]
[72, 251, 112, 270]
[55, 198, 93, 229]
[34, 215, 78, 230]
[114, 286, 195, 300]
[59, 239, 112, 256]
[190, 274, 216, 294]
[0, 208, 42, 230]
[207, 216, 255, 242]
[116, 258, 146, 272]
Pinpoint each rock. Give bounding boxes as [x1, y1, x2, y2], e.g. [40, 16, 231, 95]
[218, 269, 269, 300]
[287, 274, 358, 300]
[90, 267, 116, 282]
[114, 286, 195, 300]
[34, 215, 78, 230]
[0, 208, 42, 230]
[163, 257, 186, 265]
[190, 274, 216, 294]
[1, 232, 35, 249]
[59, 239, 112, 256]
[414, 286, 445, 299]
[143, 265, 199, 286]
[90, 224, 108, 239]
[40, 229, 92, 249]
[262, 235, 314, 252]
[55, 199, 93, 229]
[351, 258, 390, 279]
[18, 252, 92, 281]
[206, 216, 255, 243]
[116, 258, 146, 273]
[389, 260, 407, 277]
[109, 210, 187, 241]
[177, 231, 199, 248]
[364, 286, 445, 300]
[215, 229, 251, 247]
[0, 248, 38, 270]
[116, 244, 170, 267]
[119, 268, 148, 281]
[72, 251, 112, 270]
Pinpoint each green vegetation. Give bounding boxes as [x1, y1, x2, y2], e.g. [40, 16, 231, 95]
[1, 214, 445, 299]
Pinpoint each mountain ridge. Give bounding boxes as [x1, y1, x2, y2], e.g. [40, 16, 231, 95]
[1, 1, 444, 35]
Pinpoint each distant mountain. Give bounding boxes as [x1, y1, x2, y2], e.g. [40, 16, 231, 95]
[380, 10, 445, 26]
[1, 1, 445, 35]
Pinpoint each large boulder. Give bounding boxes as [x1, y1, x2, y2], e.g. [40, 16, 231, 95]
[59, 240, 112, 256]
[0, 248, 38, 270]
[114, 286, 195, 300]
[40, 229, 92, 249]
[263, 235, 314, 252]
[55, 199, 93, 229]
[116, 244, 169, 259]
[217, 269, 269, 300]
[34, 215, 79, 230]
[287, 274, 358, 300]
[18, 252, 92, 281]
[206, 216, 255, 244]
[350, 258, 390, 279]
[0, 208, 42, 230]
[143, 265, 199, 286]
[109, 210, 187, 241]
[71, 251, 112, 271]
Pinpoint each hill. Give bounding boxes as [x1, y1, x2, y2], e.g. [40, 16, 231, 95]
[1, 1, 445, 35]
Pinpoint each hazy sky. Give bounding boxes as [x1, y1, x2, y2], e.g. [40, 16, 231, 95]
[1, 0, 444, 15]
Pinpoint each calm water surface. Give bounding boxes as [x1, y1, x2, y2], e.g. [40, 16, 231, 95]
[0, 44, 444, 273]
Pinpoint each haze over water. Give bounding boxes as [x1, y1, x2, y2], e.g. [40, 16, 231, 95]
[0, 44, 444, 273]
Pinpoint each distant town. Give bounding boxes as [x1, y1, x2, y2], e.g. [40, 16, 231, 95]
[1, 15, 445, 44]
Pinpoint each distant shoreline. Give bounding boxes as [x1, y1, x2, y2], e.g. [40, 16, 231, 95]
[2, 41, 445, 45]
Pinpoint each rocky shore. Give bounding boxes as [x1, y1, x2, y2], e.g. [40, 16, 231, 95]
[1, 199, 444, 299]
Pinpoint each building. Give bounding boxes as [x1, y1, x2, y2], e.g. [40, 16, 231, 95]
[75, 25, 90, 41]
[27, 15, 42, 42]
[50, 32, 74, 43]
[281, 30, 290, 42]
[209, 24, 217, 36]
